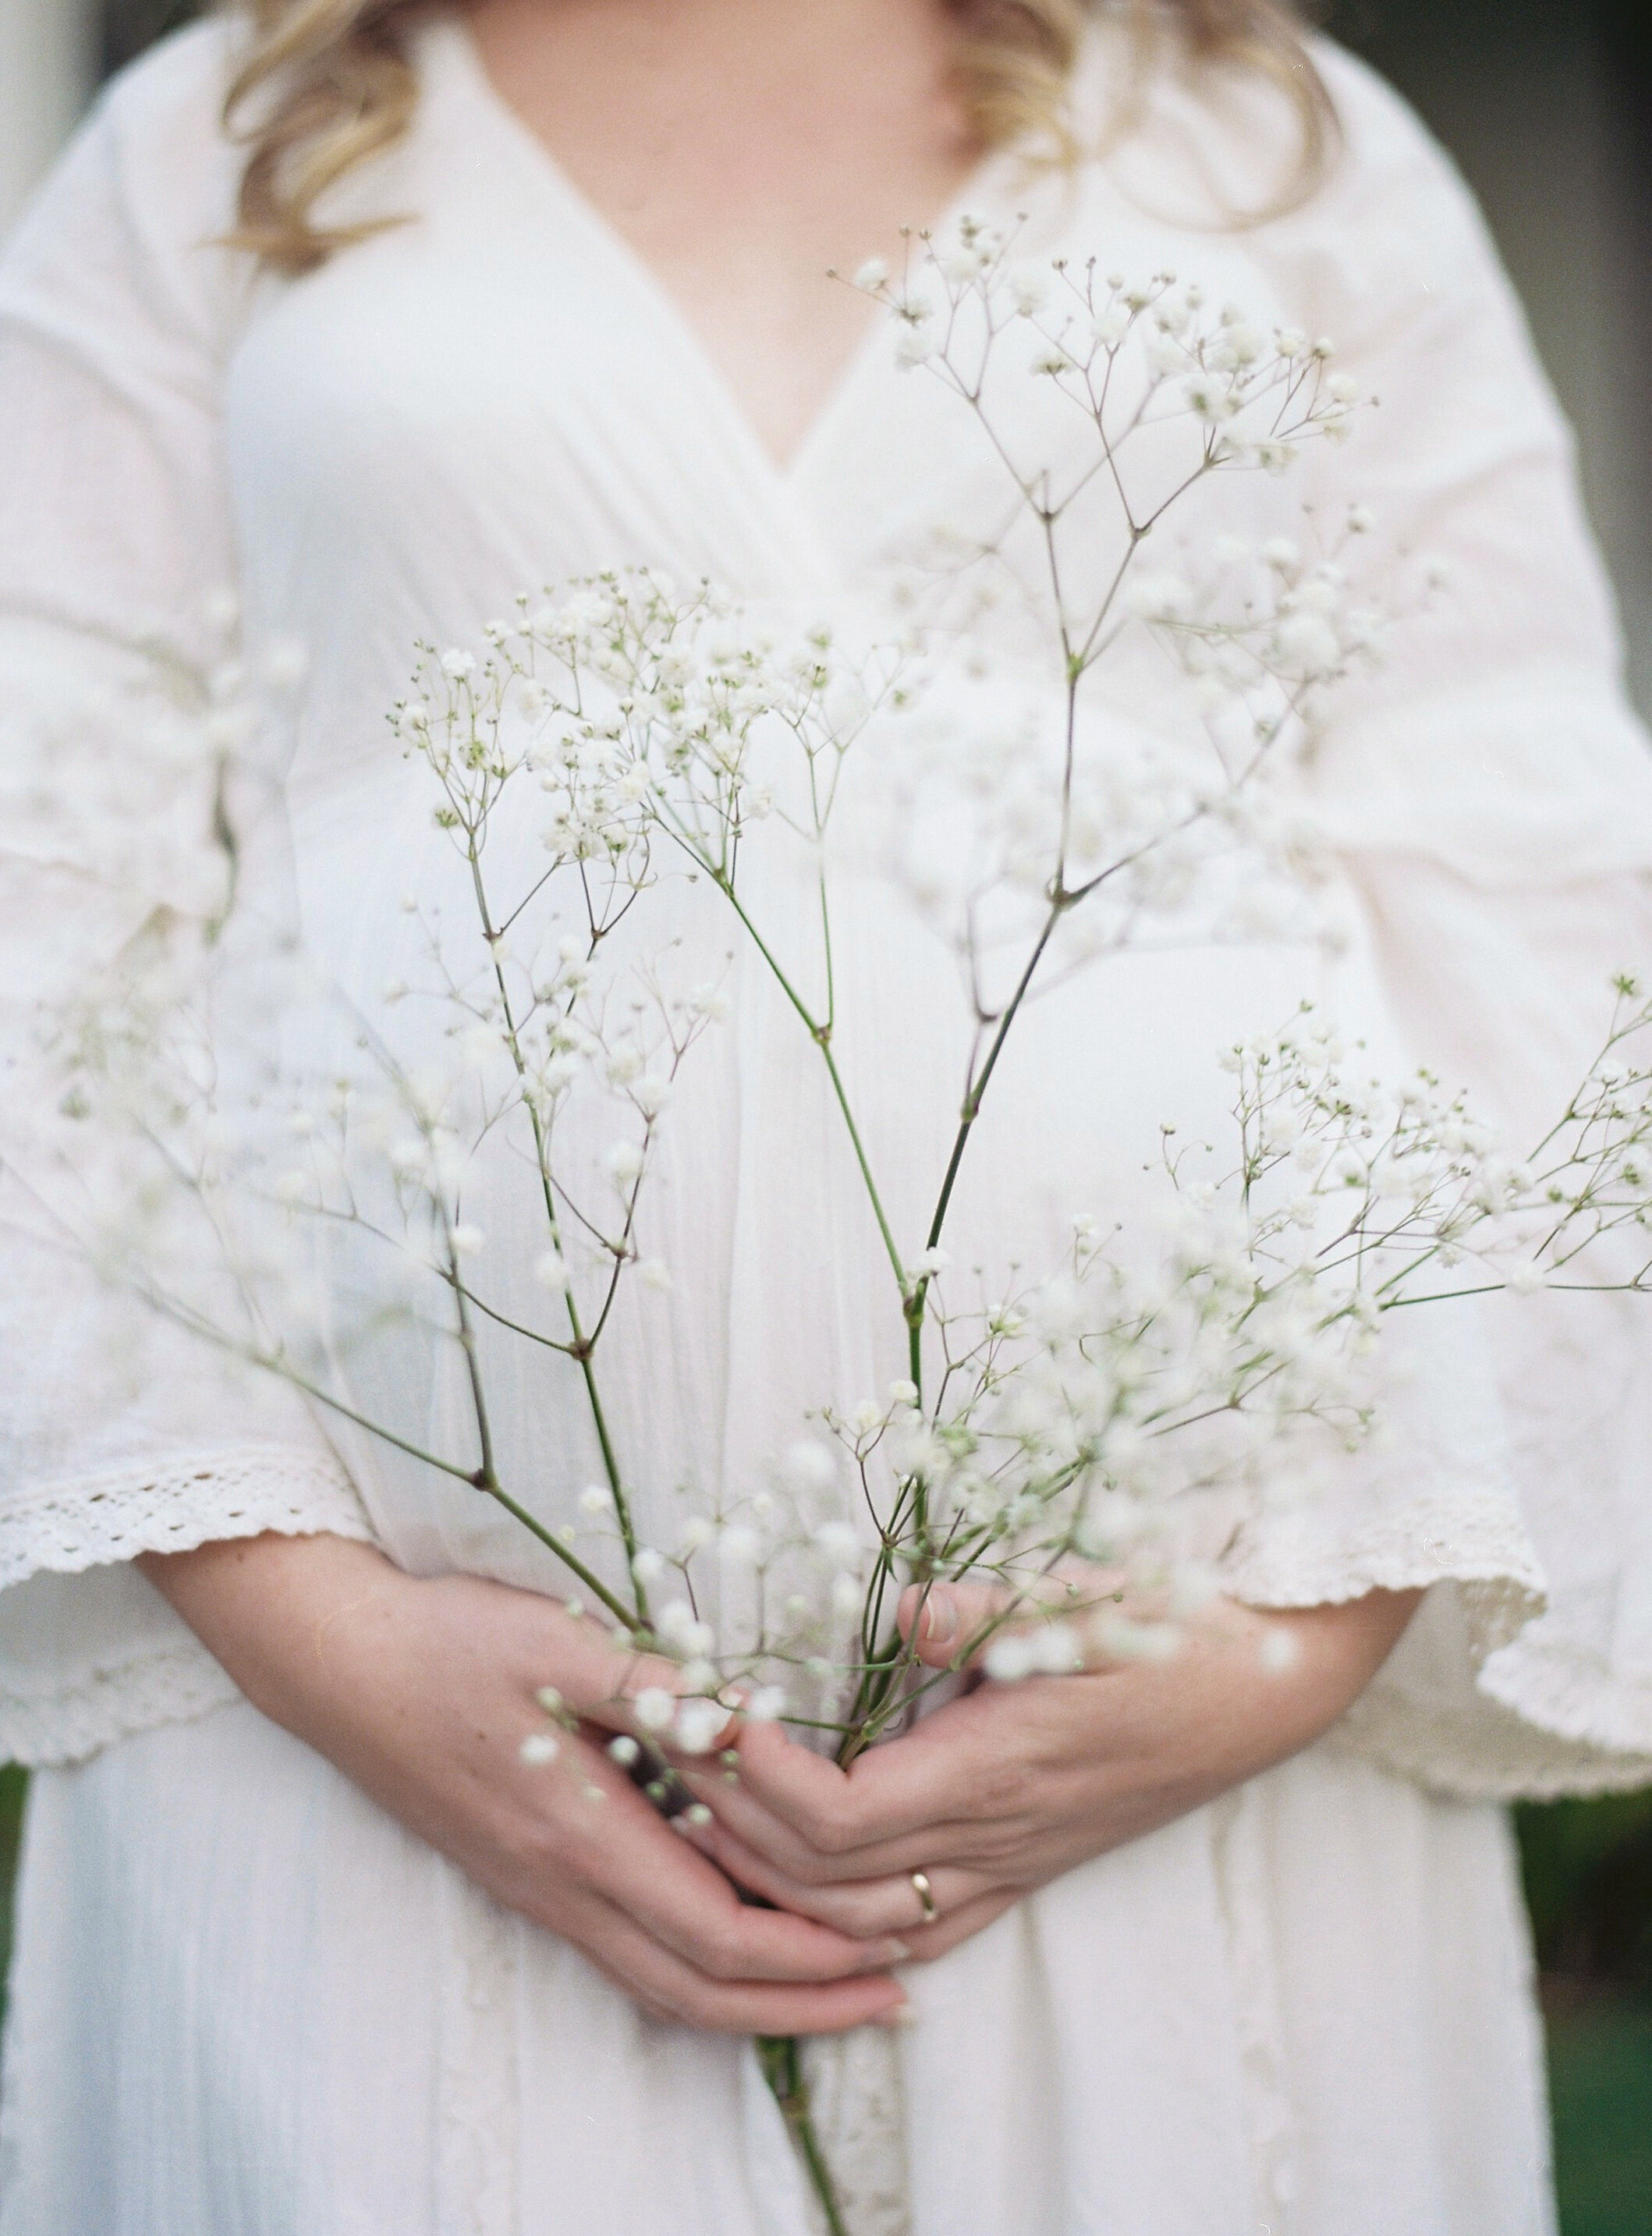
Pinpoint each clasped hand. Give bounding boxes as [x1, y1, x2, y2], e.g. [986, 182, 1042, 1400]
[144, 1534, 1416, 2032]
[676, 1574, 1421, 1958]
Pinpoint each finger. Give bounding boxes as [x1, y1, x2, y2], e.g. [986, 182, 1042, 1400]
[897, 1573, 1108, 1673]
[897, 1577, 1024, 1670]
[679, 1723, 955, 1880]
[681, 1809, 991, 1936]
[888, 1885, 1026, 1965]
[558, 1761, 915, 1981]
[684, 1697, 1010, 1872]
[675, 1723, 907, 1879]
[562, 1882, 911, 2036]
[679, 1783, 992, 1890]
[517, 1606, 739, 1756]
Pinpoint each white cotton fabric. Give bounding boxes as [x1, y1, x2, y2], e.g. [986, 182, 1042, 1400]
[0, 15, 1650, 2231]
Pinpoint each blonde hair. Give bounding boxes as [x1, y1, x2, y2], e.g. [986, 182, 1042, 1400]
[223, 0, 1336, 276]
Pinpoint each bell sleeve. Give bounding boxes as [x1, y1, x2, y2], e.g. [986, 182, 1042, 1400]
[0, 26, 374, 1767]
[1221, 44, 1652, 1796]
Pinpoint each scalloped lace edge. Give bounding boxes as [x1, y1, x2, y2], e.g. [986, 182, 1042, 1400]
[1223, 1522, 1652, 1797]
[0, 1634, 243, 1766]
[0, 1445, 371, 1589]
[1335, 1646, 1652, 1802]
[1221, 1514, 1547, 1659]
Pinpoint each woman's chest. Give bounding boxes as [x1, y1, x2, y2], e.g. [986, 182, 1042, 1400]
[219, 153, 1310, 638]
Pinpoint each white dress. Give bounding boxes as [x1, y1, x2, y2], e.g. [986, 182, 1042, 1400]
[2, 19, 1652, 2235]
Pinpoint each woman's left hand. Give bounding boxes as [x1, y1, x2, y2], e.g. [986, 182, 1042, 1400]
[678, 1576, 1421, 1961]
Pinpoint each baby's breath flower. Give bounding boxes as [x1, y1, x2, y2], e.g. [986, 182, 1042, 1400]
[830, 1571, 864, 1618]
[604, 1138, 645, 1187]
[1127, 573, 1195, 624]
[984, 1633, 1037, 1682]
[812, 1518, 860, 1568]
[781, 1439, 837, 1496]
[632, 1688, 676, 1734]
[1009, 267, 1052, 316]
[895, 323, 938, 368]
[658, 1602, 716, 1659]
[674, 1697, 729, 1754]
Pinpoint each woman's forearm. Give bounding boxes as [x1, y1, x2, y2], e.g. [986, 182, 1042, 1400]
[138, 1531, 409, 1737]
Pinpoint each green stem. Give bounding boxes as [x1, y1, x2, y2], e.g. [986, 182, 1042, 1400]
[700, 857, 909, 1297]
[473, 1478, 640, 1630]
[925, 902, 1065, 1263]
[466, 843, 645, 1612]
[758, 2036, 850, 2236]
[136, 1283, 643, 1631]
[819, 1035, 909, 1301]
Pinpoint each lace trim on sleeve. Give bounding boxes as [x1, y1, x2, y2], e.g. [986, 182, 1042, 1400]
[1332, 1676, 1652, 1801]
[1216, 1470, 1648, 1798]
[1224, 1489, 1652, 1798]
[0, 1631, 241, 1766]
[0, 1442, 373, 1588]
[0, 1443, 375, 1764]
[1219, 1482, 1547, 1645]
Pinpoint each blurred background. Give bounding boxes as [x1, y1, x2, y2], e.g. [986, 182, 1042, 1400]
[2, 2, 1650, 2230]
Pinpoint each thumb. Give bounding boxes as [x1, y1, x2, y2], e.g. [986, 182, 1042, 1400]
[897, 1577, 1026, 1670]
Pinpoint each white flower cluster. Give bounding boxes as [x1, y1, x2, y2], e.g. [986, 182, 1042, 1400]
[538, 978, 1652, 1744]
[44, 225, 1652, 1813]
[855, 228, 1365, 472]
[1221, 986, 1652, 1304]
[838, 227, 1418, 1024]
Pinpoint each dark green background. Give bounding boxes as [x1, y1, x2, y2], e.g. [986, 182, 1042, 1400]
[5, 3, 1651, 2229]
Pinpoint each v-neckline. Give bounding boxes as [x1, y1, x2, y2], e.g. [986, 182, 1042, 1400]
[431, 15, 1008, 488]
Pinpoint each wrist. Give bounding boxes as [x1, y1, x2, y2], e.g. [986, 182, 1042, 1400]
[1196, 1586, 1424, 1772]
[138, 1530, 414, 1736]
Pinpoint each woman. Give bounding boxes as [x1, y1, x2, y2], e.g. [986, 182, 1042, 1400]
[1, 1, 1650, 2230]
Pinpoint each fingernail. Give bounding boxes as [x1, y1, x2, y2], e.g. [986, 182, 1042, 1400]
[884, 1940, 913, 1962]
[923, 1590, 958, 1648]
[873, 2000, 917, 2029]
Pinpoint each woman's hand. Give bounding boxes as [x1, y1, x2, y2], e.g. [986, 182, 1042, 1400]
[138, 1531, 910, 2034]
[678, 1576, 1423, 1961]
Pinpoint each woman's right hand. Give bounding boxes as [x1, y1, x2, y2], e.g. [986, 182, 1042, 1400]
[138, 1530, 909, 2035]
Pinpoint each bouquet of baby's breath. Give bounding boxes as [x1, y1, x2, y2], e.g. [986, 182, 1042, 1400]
[37, 223, 1652, 2232]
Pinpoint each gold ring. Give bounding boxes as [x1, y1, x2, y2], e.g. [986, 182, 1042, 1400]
[910, 1869, 938, 1923]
